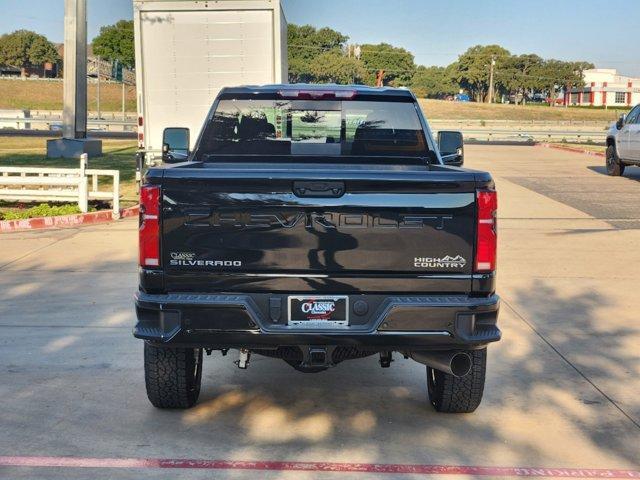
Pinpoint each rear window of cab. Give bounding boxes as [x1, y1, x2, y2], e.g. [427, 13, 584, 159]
[195, 98, 432, 161]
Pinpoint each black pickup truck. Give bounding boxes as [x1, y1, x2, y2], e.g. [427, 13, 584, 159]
[134, 84, 500, 413]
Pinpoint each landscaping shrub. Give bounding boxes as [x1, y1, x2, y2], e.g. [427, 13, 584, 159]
[0, 203, 81, 220]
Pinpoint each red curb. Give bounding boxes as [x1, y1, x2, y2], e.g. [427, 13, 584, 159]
[536, 143, 606, 158]
[120, 205, 140, 218]
[0, 205, 139, 233]
[0, 456, 638, 478]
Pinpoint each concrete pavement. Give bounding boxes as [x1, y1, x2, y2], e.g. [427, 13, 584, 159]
[0, 145, 639, 479]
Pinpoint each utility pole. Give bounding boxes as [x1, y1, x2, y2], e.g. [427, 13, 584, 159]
[47, 0, 101, 158]
[122, 82, 126, 121]
[487, 56, 496, 104]
[63, 0, 87, 139]
[96, 57, 101, 119]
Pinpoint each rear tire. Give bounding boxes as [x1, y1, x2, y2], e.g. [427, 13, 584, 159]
[606, 144, 625, 176]
[144, 343, 203, 409]
[426, 348, 487, 413]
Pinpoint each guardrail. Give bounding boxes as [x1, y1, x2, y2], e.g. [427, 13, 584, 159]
[429, 119, 614, 127]
[433, 129, 607, 143]
[0, 116, 136, 127]
[0, 129, 136, 139]
[0, 121, 607, 143]
[3, 118, 608, 130]
[0, 154, 120, 218]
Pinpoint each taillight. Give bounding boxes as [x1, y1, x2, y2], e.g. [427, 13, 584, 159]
[139, 185, 160, 267]
[475, 189, 497, 273]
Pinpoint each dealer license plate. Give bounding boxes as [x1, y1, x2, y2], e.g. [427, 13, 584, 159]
[288, 296, 349, 327]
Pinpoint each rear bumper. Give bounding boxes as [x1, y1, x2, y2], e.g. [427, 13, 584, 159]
[134, 292, 500, 350]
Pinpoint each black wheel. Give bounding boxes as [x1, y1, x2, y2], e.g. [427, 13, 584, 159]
[426, 348, 487, 413]
[606, 144, 625, 176]
[144, 343, 203, 409]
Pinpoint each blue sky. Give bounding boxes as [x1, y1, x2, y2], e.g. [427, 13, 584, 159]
[1, 0, 639, 75]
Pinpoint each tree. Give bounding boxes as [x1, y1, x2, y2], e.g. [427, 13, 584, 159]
[538, 59, 594, 107]
[285, 22, 596, 100]
[0, 30, 59, 77]
[538, 59, 564, 106]
[359, 43, 416, 86]
[410, 65, 458, 98]
[563, 61, 594, 93]
[92, 20, 135, 69]
[288, 24, 348, 83]
[451, 45, 511, 102]
[308, 52, 368, 84]
[498, 54, 544, 104]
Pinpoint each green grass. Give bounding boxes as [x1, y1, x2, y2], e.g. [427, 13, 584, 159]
[0, 79, 136, 112]
[0, 78, 630, 123]
[0, 137, 138, 217]
[419, 99, 628, 122]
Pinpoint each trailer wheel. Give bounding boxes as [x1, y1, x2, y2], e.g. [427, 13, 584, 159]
[426, 348, 486, 413]
[144, 343, 203, 409]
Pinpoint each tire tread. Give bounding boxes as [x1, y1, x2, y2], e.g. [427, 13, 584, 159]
[606, 144, 625, 176]
[144, 343, 202, 409]
[428, 348, 486, 413]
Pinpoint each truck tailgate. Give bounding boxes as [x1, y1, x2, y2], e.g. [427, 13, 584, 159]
[158, 164, 478, 292]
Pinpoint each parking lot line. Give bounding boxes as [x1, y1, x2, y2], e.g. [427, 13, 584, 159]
[1, 456, 639, 478]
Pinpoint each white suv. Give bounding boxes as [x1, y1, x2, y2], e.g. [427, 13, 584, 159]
[606, 104, 640, 176]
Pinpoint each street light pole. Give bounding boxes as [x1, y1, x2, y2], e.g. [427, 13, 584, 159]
[96, 56, 101, 120]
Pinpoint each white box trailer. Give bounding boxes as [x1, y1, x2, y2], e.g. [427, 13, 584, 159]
[133, 0, 288, 162]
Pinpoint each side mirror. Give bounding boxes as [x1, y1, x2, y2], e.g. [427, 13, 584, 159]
[162, 127, 190, 163]
[438, 130, 464, 166]
[616, 114, 626, 130]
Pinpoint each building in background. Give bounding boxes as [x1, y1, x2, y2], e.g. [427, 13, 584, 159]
[0, 59, 58, 78]
[568, 68, 640, 107]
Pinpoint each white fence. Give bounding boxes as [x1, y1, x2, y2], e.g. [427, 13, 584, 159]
[0, 154, 120, 218]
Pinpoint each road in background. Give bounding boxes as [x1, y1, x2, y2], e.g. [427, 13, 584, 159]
[0, 116, 612, 143]
[0, 145, 639, 479]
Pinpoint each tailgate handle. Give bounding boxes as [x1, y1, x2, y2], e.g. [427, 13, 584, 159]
[184, 208, 211, 227]
[293, 181, 345, 198]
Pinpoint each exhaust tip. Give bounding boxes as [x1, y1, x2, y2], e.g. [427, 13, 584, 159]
[450, 352, 472, 377]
